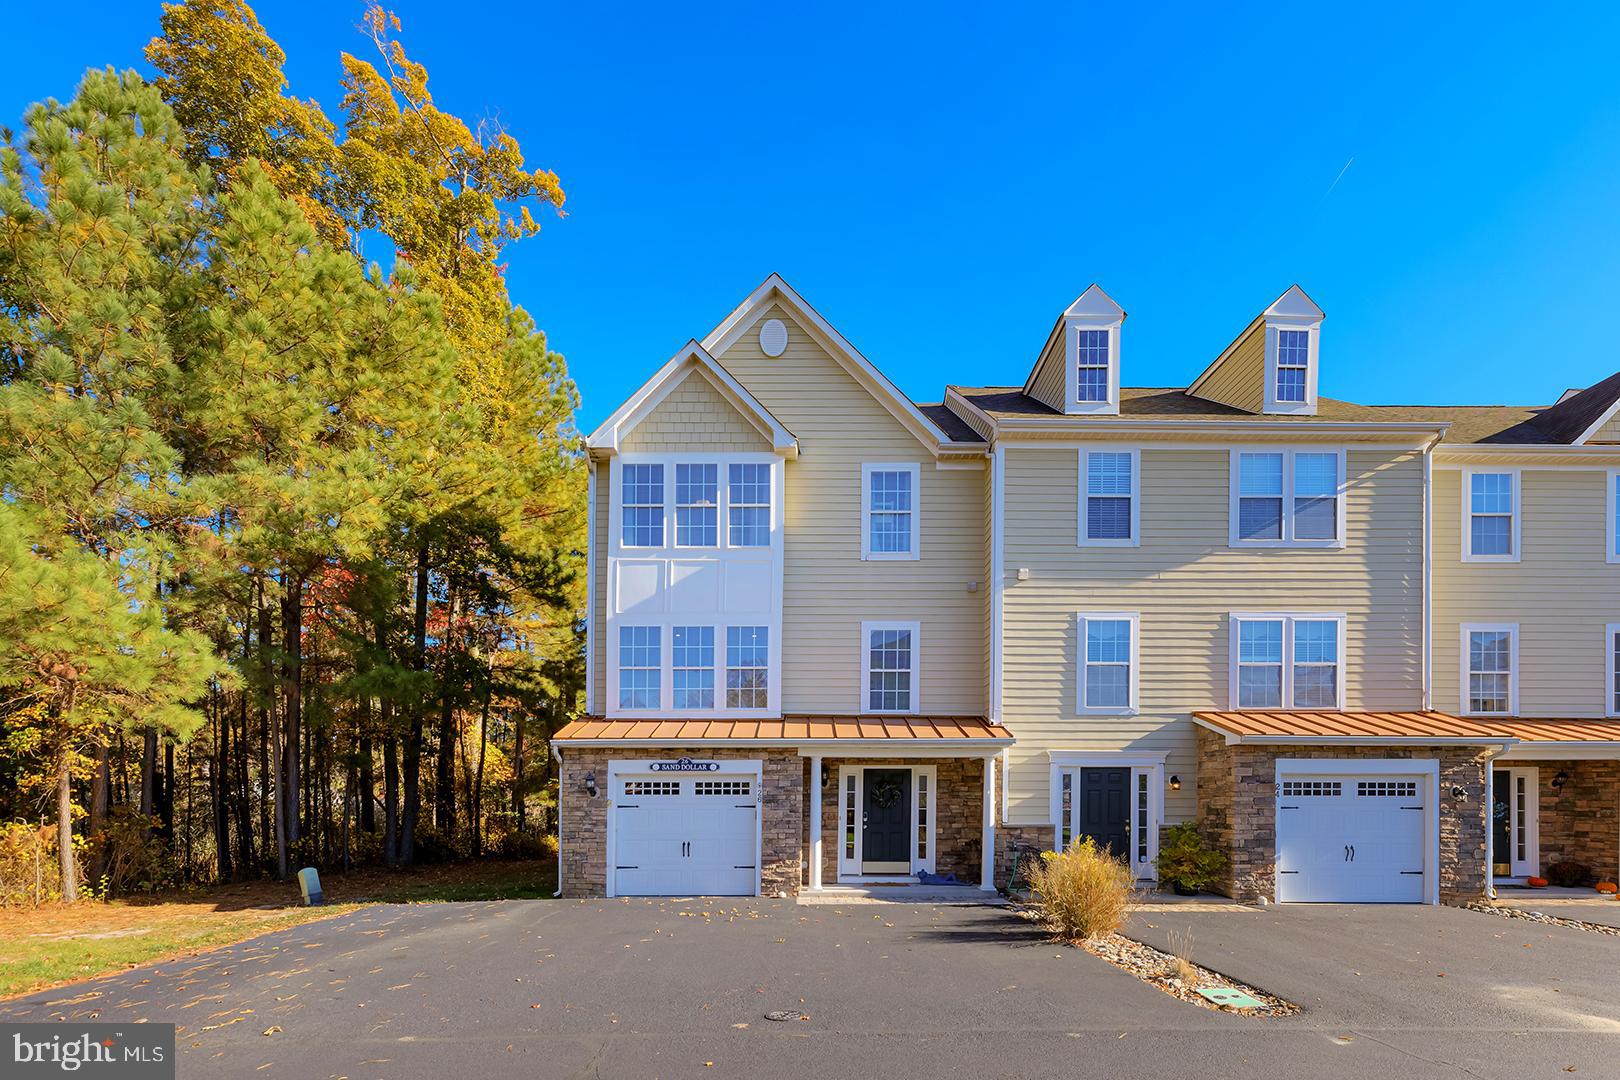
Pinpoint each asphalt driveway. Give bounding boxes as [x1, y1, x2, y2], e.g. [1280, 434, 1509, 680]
[4, 898, 1617, 1079]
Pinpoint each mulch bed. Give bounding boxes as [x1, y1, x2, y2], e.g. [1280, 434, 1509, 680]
[1014, 907, 1297, 1017]
[1463, 900, 1620, 937]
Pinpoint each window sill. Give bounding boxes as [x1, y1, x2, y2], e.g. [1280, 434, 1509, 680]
[1075, 706, 1139, 717]
[861, 552, 920, 562]
[1461, 553, 1521, 564]
[1228, 539, 1347, 550]
[1077, 537, 1140, 549]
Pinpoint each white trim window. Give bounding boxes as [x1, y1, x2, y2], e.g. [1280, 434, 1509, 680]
[621, 463, 665, 547]
[1274, 329, 1310, 403]
[618, 626, 661, 709]
[1607, 470, 1620, 565]
[671, 626, 715, 708]
[1230, 448, 1346, 548]
[862, 463, 920, 560]
[1607, 623, 1620, 717]
[862, 620, 919, 714]
[1461, 623, 1517, 716]
[728, 463, 772, 547]
[1079, 449, 1140, 546]
[1462, 469, 1519, 562]
[1076, 612, 1139, 713]
[674, 463, 719, 547]
[1229, 613, 1347, 710]
[725, 626, 769, 708]
[1075, 329, 1111, 403]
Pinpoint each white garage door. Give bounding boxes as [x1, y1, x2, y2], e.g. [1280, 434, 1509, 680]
[612, 775, 758, 896]
[1276, 774, 1426, 903]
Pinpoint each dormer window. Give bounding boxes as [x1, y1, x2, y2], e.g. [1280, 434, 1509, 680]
[1076, 329, 1111, 403]
[1275, 329, 1310, 403]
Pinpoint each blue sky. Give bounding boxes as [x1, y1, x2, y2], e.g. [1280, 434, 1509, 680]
[7, 3, 1620, 430]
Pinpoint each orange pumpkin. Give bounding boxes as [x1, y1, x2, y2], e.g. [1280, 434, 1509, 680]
[1595, 881, 1618, 894]
[1527, 876, 1549, 888]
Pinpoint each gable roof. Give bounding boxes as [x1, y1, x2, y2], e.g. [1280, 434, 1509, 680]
[700, 274, 980, 454]
[585, 341, 799, 457]
[1530, 369, 1620, 444]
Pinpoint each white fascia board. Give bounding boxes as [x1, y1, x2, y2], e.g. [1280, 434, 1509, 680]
[555, 738, 1014, 752]
[699, 274, 953, 453]
[990, 419, 1450, 438]
[586, 341, 799, 458]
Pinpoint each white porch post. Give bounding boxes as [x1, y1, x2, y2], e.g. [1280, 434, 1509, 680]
[809, 755, 823, 891]
[981, 754, 997, 891]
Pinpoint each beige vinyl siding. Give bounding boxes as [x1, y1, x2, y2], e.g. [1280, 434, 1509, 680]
[591, 463, 609, 711]
[1000, 445, 1424, 823]
[716, 304, 986, 714]
[1187, 323, 1264, 413]
[1590, 413, 1620, 442]
[1025, 341, 1066, 413]
[620, 369, 772, 452]
[1432, 468, 1620, 717]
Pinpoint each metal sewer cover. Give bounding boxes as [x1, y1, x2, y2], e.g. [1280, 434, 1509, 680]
[764, 1011, 801, 1022]
[1195, 986, 1265, 1009]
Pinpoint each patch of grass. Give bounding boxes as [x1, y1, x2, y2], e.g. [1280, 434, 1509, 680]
[0, 858, 556, 1000]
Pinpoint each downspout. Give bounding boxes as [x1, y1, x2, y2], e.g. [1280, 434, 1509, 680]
[551, 741, 565, 898]
[1421, 433, 1442, 711]
[1478, 740, 1515, 901]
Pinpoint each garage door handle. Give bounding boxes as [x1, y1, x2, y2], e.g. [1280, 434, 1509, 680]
[1348, 845, 1355, 862]
[1344, 845, 1350, 862]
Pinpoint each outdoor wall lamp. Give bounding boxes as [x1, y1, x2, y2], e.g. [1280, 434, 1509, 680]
[584, 772, 598, 798]
[1168, 775, 1181, 791]
[821, 763, 831, 787]
[1552, 769, 1570, 791]
[1450, 785, 1468, 801]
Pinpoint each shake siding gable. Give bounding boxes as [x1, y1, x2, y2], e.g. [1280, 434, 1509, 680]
[1592, 413, 1620, 442]
[619, 368, 773, 453]
[1432, 468, 1620, 717]
[999, 446, 1424, 824]
[714, 304, 986, 715]
[1188, 323, 1265, 413]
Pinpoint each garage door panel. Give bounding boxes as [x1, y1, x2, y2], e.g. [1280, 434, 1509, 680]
[1277, 772, 1426, 904]
[612, 773, 758, 897]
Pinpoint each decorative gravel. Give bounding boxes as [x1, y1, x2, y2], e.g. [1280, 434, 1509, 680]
[1464, 900, 1620, 937]
[1015, 907, 1297, 1016]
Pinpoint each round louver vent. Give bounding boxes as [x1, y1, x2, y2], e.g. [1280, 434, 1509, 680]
[759, 318, 788, 357]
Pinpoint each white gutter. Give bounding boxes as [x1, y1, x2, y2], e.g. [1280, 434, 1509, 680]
[988, 418, 1452, 437]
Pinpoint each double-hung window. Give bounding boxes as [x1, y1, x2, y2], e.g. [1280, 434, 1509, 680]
[862, 463, 920, 560]
[621, 464, 665, 547]
[674, 464, 718, 547]
[1231, 449, 1344, 546]
[1462, 624, 1517, 715]
[671, 626, 715, 709]
[1077, 613, 1138, 713]
[1275, 329, 1310, 403]
[1080, 449, 1139, 546]
[618, 626, 661, 709]
[726, 626, 769, 708]
[728, 463, 771, 547]
[863, 621, 918, 713]
[1230, 614, 1345, 710]
[1463, 470, 1519, 562]
[1075, 329, 1111, 403]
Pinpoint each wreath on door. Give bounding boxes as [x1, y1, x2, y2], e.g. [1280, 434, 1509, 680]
[869, 778, 905, 808]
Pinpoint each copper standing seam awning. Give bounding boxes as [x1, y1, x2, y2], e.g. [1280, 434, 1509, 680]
[552, 714, 1014, 746]
[1194, 710, 1620, 745]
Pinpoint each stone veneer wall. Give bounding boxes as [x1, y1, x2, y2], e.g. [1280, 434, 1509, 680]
[1196, 727, 1493, 904]
[557, 747, 803, 898]
[811, 757, 987, 884]
[1534, 760, 1620, 883]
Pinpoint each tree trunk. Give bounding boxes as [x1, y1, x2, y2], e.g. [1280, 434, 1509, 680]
[400, 544, 428, 865]
[88, 725, 109, 886]
[434, 590, 457, 838]
[472, 678, 490, 857]
[214, 690, 233, 880]
[257, 583, 274, 872]
[140, 729, 157, 816]
[58, 732, 77, 903]
[383, 734, 399, 867]
[281, 575, 303, 850]
[358, 696, 376, 834]
[512, 711, 525, 832]
[159, 740, 175, 839]
[235, 689, 255, 875]
[272, 602, 288, 878]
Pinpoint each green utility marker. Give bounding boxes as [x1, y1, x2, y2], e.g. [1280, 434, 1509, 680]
[1196, 986, 1265, 1009]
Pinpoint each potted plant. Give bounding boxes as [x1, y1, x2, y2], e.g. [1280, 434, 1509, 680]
[1156, 822, 1227, 897]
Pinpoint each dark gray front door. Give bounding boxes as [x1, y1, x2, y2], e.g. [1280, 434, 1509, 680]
[862, 769, 911, 870]
[1080, 768, 1130, 859]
